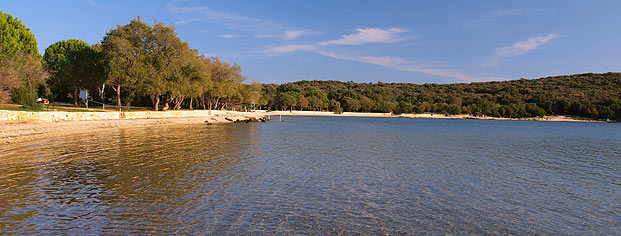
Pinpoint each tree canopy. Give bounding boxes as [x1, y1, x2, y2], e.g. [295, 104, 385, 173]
[0, 11, 39, 61]
[0, 11, 47, 105]
[44, 39, 104, 106]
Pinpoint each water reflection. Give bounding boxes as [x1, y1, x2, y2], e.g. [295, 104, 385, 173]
[0, 123, 261, 234]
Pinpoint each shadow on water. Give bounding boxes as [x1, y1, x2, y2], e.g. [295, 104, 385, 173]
[0, 117, 619, 234]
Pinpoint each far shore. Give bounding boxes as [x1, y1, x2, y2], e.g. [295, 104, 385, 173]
[259, 110, 607, 123]
[0, 109, 611, 144]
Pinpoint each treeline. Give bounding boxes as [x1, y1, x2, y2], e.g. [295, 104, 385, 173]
[1, 12, 261, 111]
[261, 73, 621, 121]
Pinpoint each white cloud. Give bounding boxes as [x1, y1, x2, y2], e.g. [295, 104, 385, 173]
[218, 34, 242, 39]
[315, 51, 484, 82]
[319, 28, 409, 45]
[262, 44, 316, 54]
[494, 34, 559, 57]
[282, 30, 319, 40]
[491, 8, 523, 17]
[480, 33, 561, 67]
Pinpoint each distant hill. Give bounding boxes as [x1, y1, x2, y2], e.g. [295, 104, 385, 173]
[263, 72, 621, 121]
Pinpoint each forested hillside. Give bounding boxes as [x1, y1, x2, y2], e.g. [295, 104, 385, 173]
[261, 73, 621, 121]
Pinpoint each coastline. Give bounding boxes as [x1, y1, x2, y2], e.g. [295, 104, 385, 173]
[259, 110, 607, 123]
[0, 109, 609, 144]
[0, 111, 267, 144]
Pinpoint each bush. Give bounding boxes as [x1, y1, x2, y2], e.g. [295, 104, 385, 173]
[11, 86, 42, 109]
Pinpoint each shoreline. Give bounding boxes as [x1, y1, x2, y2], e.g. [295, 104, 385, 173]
[0, 111, 267, 144]
[0, 109, 611, 144]
[259, 110, 608, 123]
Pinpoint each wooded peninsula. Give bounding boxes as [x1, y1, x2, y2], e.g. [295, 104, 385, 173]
[2, 12, 620, 121]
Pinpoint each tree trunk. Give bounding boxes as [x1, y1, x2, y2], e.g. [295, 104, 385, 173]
[214, 97, 220, 110]
[173, 96, 183, 110]
[200, 96, 206, 110]
[189, 97, 193, 110]
[162, 93, 172, 111]
[115, 84, 122, 107]
[73, 87, 79, 106]
[150, 94, 160, 111]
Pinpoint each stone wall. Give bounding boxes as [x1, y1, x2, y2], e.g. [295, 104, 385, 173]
[0, 110, 229, 123]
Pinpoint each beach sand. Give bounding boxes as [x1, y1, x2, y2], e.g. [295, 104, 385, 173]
[0, 112, 266, 144]
[258, 110, 603, 122]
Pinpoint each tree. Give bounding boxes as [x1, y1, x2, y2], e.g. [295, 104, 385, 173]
[204, 57, 246, 110]
[101, 22, 146, 107]
[359, 96, 374, 112]
[0, 12, 48, 104]
[250, 81, 263, 109]
[277, 92, 296, 111]
[329, 99, 341, 113]
[342, 97, 361, 112]
[0, 11, 39, 61]
[44, 39, 104, 106]
[306, 89, 328, 110]
[1, 50, 48, 105]
[297, 96, 309, 110]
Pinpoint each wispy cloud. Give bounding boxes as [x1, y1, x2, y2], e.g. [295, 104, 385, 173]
[319, 28, 410, 45]
[482, 33, 561, 67]
[261, 44, 317, 55]
[218, 34, 243, 39]
[282, 30, 320, 40]
[491, 8, 523, 17]
[85, 0, 106, 10]
[316, 51, 478, 82]
[465, 8, 528, 28]
[167, 4, 319, 40]
[261, 44, 483, 82]
[494, 34, 559, 57]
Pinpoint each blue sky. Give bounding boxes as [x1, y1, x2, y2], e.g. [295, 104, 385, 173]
[3, 0, 621, 84]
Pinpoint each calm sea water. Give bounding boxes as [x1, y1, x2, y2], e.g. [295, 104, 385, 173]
[1, 116, 619, 235]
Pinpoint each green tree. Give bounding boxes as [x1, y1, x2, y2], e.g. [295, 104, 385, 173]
[359, 96, 374, 112]
[0, 12, 48, 104]
[100, 21, 147, 107]
[44, 39, 104, 106]
[297, 96, 309, 110]
[329, 99, 341, 113]
[342, 97, 361, 112]
[1, 50, 48, 106]
[0, 11, 39, 61]
[277, 92, 296, 111]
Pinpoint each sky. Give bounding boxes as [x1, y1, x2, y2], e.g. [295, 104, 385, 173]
[3, 0, 621, 84]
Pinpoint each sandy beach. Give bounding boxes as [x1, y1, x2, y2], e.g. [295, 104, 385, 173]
[260, 110, 604, 122]
[0, 111, 267, 144]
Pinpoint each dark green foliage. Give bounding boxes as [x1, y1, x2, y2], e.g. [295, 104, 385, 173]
[264, 73, 621, 121]
[44, 39, 104, 106]
[11, 85, 42, 109]
[1, 12, 48, 103]
[0, 11, 39, 61]
[276, 92, 296, 110]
